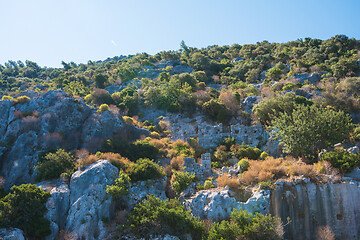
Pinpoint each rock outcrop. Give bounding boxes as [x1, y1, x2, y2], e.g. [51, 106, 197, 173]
[37, 180, 70, 240]
[125, 177, 167, 209]
[185, 189, 270, 221]
[65, 160, 118, 240]
[0, 228, 25, 240]
[0, 90, 147, 189]
[270, 181, 360, 240]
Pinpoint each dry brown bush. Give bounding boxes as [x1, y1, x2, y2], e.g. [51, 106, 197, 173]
[77, 152, 132, 171]
[217, 175, 240, 189]
[240, 157, 318, 185]
[316, 226, 335, 240]
[170, 156, 184, 171]
[56, 230, 77, 240]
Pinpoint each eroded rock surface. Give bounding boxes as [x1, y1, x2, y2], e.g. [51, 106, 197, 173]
[270, 181, 360, 240]
[65, 160, 118, 240]
[185, 189, 270, 221]
[0, 228, 25, 240]
[0, 90, 147, 189]
[125, 177, 167, 209]
[37, 180, 70, 240]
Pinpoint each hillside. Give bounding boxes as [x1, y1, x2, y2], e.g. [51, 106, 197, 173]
[0, 35, 360, 240]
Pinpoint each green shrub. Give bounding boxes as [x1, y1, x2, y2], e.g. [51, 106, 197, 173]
[350, 125, 360, 142]
[259, 181, 273, 190]
[106, 171, 131, 198]
[128, 158, 164, 182]
[231, 144, 262, 160]
[282, 82, 296, 91]
[320, 149, 360, 173]
[85, 89, 113, 106]
[238, 158, 250, 172]
[0, 184, 51, 238]
[103, 137, 159, 161]
[196, 180, 214, 191]
[208, 209, 283, 240]
[1, 96, 15, 101]
[97, 104, 109, 113]
[130, 140, 159, 161]
[35, 149, 75, 181]
[260, 151, 269, 160]
[128, 195, 205, 240]
[202, 99, 227, 122]
[171, 171, 195, 195]
[173, 140, 193, 157]
[16, 96, 30, 104]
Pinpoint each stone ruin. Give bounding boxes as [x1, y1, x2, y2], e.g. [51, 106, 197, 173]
[165, 115, 268, 149]
[184, 153, 212, 179]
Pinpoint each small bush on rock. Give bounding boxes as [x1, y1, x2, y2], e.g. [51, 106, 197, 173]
[128, 158, 164, 182]
[97, 103, 109, 113]
[231, 144, 262, 160]
[106, 171, 131, 198]
[197, 180, 214, 191]
[260, 151, 269, 160]
[1, 96, 15, 101]
[128, 195, 205, 240]
[320, 149, 360, 173]
[35, 148, 75, 181]
[238, 158, 250, 171]
[171, 171, 196, 195]
[0, 184, 51, 238]
[16, 96, 30, 104]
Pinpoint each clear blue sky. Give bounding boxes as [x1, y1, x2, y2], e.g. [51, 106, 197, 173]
[1, 0, 360, 68]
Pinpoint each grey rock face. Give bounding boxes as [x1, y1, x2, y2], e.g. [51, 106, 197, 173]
[0, 90, 146, 189]
[172, 65, 193, 74]
[2, 131, 38, 189]
[290, 72, 321, 85]
[242, 95, 261, 113]
[0, 228, 25, 240]
[126, 177, 167, 209]
[185, 189, 270, 221]
[66, 160, 118, 240]
[104, 85, 124, 94]
[346, 168, 360, 181]
[270, 181, 360, 240]
[37, 180, 70, 240]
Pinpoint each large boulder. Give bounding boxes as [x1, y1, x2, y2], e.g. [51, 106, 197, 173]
[125, 177, 167, 209]
[0, 228, 25, 240]
[37, 180, 70, 240]
[65, 160, 119, 240]
[185, 189, 270, 221]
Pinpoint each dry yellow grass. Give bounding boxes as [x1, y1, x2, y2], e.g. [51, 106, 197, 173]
[77, 152, 133, 171]
[240, 157, 318, 185]
[216, 175, 240, 188]
[170, 156, 184, 171]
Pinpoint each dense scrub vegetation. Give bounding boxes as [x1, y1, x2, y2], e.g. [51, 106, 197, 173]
[0, 184, 51, 238]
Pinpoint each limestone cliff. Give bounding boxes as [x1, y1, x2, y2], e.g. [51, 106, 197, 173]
[0, 90, 149, 189]
[270, 181, 360, 240]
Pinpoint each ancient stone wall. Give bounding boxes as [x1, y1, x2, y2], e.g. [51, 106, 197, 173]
[183, 153, 211, 179]
[270, 181, 360, 240]
[164, 114, 268, 149]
